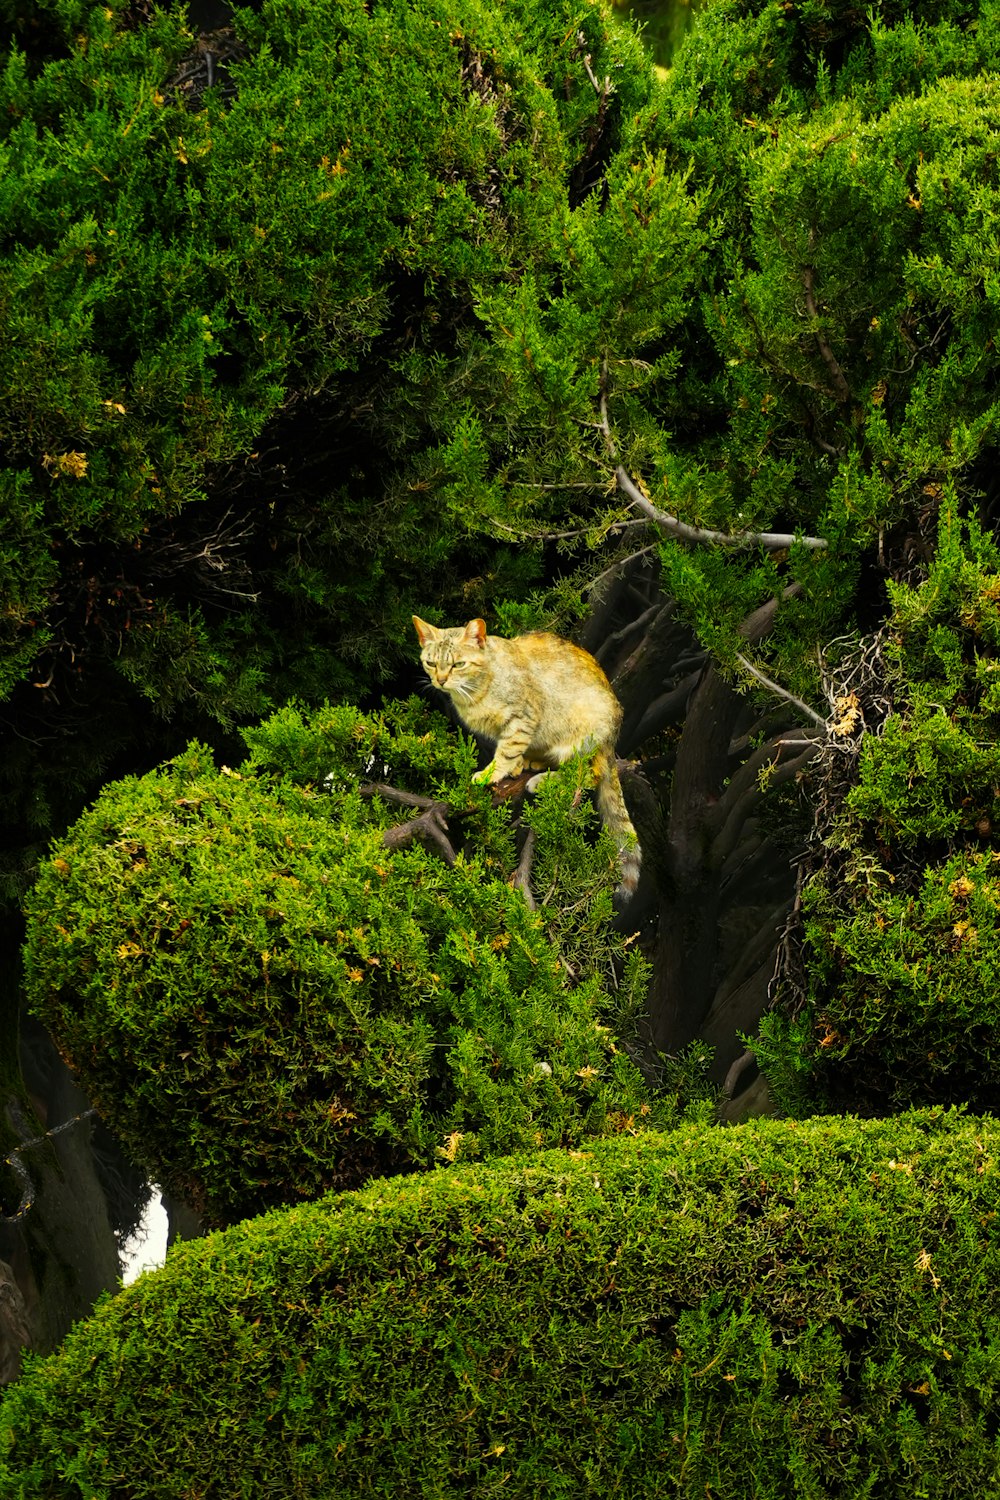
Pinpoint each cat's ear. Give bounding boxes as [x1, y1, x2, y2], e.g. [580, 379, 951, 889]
[462, 618, 488, 649]
[412, 615, 439, 645]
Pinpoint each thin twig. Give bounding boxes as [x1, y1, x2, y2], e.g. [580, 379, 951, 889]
[581, 545, 657, 594]
[492, 516, 648, 543]
[577, 32, 613, 99]
[734, 653, 828, 730]
[3, 1100, 97, 1224]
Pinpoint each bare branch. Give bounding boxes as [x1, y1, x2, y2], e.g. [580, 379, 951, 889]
[577, 31, 614, 99]
[510, 828, 537, 910]
[616, 467, 829, 552]
[581, 545, 658, 594]
[627, 669, 703, 745]
[739, 583, 802, 645]
[710, 738, 819, 869]
[735, 653, 828, 730]
[597, 363, 827, 550]
[3, 1099, 97, 1224]
[723, 1048, 757, 1100]
[363, 773, 537, 870]
[709, 730, 799, 832]
[359, 782, 439, 811]
[381, 803, 457, 865]
[595, 601, 663, 666]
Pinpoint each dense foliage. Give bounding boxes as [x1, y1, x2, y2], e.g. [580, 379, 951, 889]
[6, 0, 1000, 1439]
[22, 702, 695, 1223]
[1, 1111, 998, 1498]
[0, 0, 657, 885]
[757, 512, 1000, 1114]
[635, 0, 1000, 674]
[5, 0, 1000, 1092]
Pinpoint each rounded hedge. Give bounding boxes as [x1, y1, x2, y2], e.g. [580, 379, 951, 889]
[22, 739, 667, 1223]
[1, 1111, 998, 1497]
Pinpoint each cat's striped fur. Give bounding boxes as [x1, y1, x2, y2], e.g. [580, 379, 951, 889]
[413, 616, 640, 900]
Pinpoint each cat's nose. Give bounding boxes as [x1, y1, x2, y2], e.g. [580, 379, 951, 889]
[435, 669, 449, 685]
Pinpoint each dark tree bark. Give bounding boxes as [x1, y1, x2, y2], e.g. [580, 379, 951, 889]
[0, 1017, 123, 1378]
[600, 578, 823, 1089]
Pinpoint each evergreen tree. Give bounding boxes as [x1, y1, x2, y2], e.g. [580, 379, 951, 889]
[5, 0, 1000, 1383]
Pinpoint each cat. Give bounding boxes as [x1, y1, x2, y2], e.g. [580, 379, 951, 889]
[412, 615, 640, 900]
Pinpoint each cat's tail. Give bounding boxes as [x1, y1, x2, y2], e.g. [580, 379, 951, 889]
[593, 749, 641, 902]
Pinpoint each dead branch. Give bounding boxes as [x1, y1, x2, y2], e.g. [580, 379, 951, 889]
[381, 803, 458, 865]
[616, 466, 829, 552]
[359, 782, 440, 811]
[361, 772, 537, 871]
[510, 828, 537, 910]
[734, 652, 828, 730]
[577, 30, 614, 100]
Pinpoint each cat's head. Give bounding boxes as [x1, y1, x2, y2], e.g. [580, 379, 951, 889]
[412, 617, 488, 700]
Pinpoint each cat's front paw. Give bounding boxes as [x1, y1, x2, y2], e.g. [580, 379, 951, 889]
[474, 758, 524, 784]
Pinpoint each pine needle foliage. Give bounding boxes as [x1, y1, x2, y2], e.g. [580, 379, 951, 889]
[630, 1, 1000, 691]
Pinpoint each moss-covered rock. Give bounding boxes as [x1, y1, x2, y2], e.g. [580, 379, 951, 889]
[1, 1111, 997, 1497]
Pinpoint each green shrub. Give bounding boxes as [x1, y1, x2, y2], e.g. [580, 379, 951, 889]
[642, 16, 1000, 675]
[1, 1111, 998, 1497]
[22, 703, 684, 1224]
[757, 513, 1000, 1114]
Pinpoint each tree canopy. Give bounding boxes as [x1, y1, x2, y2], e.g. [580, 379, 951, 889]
[4, 0, 1000, 1469]
[3, 0, 1000, 1086]
[0, 0, 658, 877]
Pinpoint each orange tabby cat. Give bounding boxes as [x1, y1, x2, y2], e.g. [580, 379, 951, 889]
[412, 616, 640, 899]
